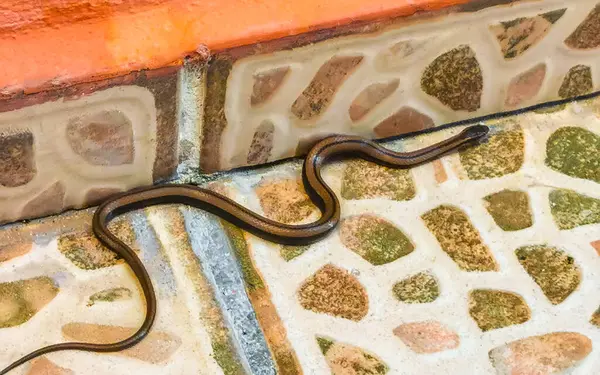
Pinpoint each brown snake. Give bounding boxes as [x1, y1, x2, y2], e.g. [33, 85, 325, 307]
[1, 124, 488, 374]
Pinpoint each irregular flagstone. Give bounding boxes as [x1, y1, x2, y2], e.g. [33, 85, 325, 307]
[292, 55, 363, 120]
[565, 4, 600, 49]
[62, 323, 182, 364]
[550, 189, 600, 230]
[489, 332, 592, 374]
[255, 178, 317, 224]
[421, 45, 483, 111]
[545, 127, 600, 184]
[392, 271, 439, 304]
[251, 67, 290, 106]
[349, 80, 399, 121]
[484, 190, 533, 231]
[422, 205, 498, 272]
[297, 264, 368, 321]
[0, 276, 59, 328]
[340, 214, 414, 266]
[505, 64, 547, 108]
[515, 245, 581, 304]
[341, 159, 415, 201]
[490, 9, 566, 59]
[459, 126, 525, 180]
[57, 217, 136, 270]
[558, 65, 593, 98]
[393, 321, 460, 354]
[26, 357, 74, 375]
[316, 336, 388, 375]
[468, 289, 530, 331]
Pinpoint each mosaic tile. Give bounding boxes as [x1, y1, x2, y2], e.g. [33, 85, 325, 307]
[292, 55, 363, 121]
[565, 4, 600, 49]
[0, 131, 35, 187]
[0, 277, 58, 328]
[251, 67, 290, 106]
[339, 214, 414, 266]
[247, 120, 275, 165]
[297, 264, 368, 321]
[26, 358, 74, 375]
[57, 217, 136, 270]
[549, 189, 600, 230]
[393, 321, 460, 354]
[515, 245, 581, 305]
[62, 323, 182, 364]
[373, 107, 434, 138]
[349, 80, 399, 122]
[375, 38, 432, 71]
[505, 63, 546, 108]
[490, 9, 566, 59]
[317, 336, 388, 375]
[392, 271, 439, 304]
[459, 126, 525, 180]
[340, 159, 416, 201]
[489, 332, 592, 374]
[255, 178, 317, 224]
[558, 65, 593, 98]
[422, 205, 498, 272]
[545, 126, 600, 184]
[421, 45, 483, 111]
[484, 190, 533, 231]
[66, 110, 134, 166]
[468, 289, 530, 331]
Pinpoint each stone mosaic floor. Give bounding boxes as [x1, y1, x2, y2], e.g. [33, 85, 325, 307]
[1, 96, 600, 374]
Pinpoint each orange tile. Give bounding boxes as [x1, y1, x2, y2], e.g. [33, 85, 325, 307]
[0, 0, 474, 94]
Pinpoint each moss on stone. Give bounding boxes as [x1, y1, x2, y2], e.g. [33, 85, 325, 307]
[549, 189, 600, 229]
[341, 159, 415, 201]
[220, 221, 265, 291]
[484, 190, 533, 231]
[515, 245, 581, 304]
[468, 289, 530, 331]
[392, 271, 439, 303]
[317, 337, 335, 354]
[460, 126, 525, 180]
[340, 215, 414, 266]
[280, 245, 310, 261]
[545, 127, 600, 184]
[422, 205, 498, 271]
[88, 287, 132, 306]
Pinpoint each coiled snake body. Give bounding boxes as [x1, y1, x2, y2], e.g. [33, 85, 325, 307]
[1, 125, 488, 374]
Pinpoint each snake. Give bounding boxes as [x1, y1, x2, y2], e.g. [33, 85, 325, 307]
[1, 124, 488, 374]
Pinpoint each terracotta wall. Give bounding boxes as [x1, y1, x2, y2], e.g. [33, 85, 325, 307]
[3, 0, 600, 223]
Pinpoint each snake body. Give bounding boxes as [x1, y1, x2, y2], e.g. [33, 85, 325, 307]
[1, 124, 488, 374]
